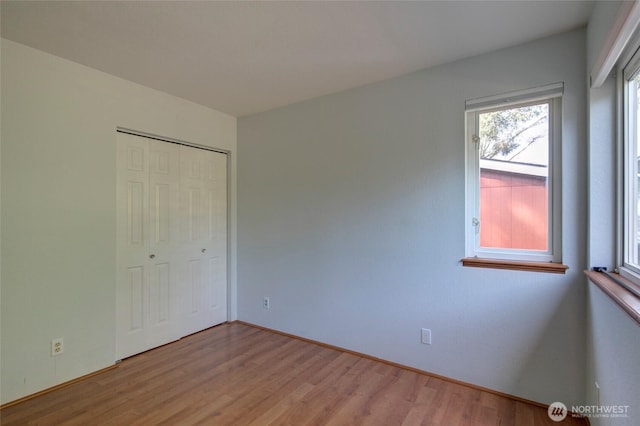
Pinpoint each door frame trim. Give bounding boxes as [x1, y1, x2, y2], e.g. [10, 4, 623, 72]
[116, 127, 230, 155]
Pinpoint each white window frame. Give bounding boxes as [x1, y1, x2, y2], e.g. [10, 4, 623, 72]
[465, 84, 563, 263]
[619, 46, 640, 284]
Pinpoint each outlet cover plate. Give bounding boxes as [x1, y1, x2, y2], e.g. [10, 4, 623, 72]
[51, 338, 64, 356]
[421, 328, 431, 345]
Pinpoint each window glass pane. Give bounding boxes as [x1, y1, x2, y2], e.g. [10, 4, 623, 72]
[631, 74, 640, 266]
[478, 103, 549, 251]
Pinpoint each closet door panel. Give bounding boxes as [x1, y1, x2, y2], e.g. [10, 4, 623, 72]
[203, 150, 227, 326]
[179, 146, 227, 335]
[116, 134, 180, 359]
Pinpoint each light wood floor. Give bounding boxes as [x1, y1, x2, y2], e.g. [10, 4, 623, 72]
[1, 322, 586, 425]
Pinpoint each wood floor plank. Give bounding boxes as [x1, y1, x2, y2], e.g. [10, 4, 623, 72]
[0, 322, 588, 426]
[400, 377, 438, 426]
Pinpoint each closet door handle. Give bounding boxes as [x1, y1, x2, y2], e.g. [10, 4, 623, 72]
[149, 254, 156, 259]
[201, 248, 206, 253]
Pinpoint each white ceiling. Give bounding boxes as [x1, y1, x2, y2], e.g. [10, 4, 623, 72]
[1, 1, 594, 117]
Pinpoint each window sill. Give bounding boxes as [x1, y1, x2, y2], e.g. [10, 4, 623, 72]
[584, 270, 640, 326]
[461, 257, 569, 274]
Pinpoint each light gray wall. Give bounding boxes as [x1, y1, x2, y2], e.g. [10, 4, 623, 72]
[585, 2, 640, 425]
[585, 0, 621, 271]
[238, 29, 587, 406]
[0, 39, 237, 404]
[586, 0, 624, 75]
[586, 285, 640, 426]
[587, 76, 617, 269]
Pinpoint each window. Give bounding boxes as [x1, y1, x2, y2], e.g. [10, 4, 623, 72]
[620, 49, 640, 284]
[465, 84, 563, 266]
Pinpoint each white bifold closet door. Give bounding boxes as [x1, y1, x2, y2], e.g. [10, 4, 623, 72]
[178, 142, 228, 337]
[116, 132, 227, 360]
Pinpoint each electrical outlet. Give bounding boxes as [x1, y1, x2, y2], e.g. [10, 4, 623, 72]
[51, 338, 64, 356]
[263, 296, 270, 310]
[421, 328, 432, 345]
